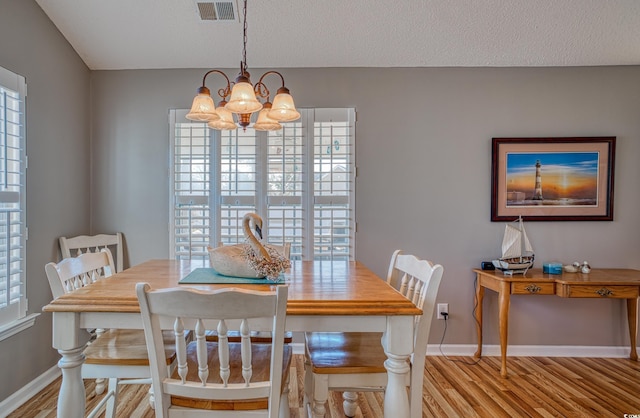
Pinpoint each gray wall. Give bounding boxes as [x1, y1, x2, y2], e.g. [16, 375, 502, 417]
[92, 66, 640, 349]
[0, 0, 91, 402]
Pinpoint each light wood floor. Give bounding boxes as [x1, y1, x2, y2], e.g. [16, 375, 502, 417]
[9, 354, 640, 417]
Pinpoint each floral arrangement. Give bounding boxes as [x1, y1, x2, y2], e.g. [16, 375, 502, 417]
[243, 244, 291, 281]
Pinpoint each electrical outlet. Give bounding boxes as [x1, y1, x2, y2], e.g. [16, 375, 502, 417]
[437, 303, 449, 320]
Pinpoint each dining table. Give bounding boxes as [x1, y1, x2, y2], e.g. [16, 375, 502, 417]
[43, 258, 422, 418]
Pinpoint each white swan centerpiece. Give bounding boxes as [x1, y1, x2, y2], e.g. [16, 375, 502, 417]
[207, 213, 291, 280]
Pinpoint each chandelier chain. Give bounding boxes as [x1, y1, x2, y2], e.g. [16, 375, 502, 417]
[242, 0, 248, 71]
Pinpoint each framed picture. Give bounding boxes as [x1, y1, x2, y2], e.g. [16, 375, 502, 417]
[491, 137, 615, 221]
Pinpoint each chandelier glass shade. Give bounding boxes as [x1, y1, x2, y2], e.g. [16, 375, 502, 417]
[269, 89, 300, 122]
[225, 79, 263, 114]
[185, 0, 300, 131]
[207, 100, 237, 130]
[253, 101, 282, 131]
[186, 89, 219, 122]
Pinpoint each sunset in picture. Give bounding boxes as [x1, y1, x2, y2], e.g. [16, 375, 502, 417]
[505, 152, 599, 206]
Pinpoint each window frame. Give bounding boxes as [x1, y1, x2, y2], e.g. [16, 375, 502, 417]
[0, 65, 34, 341]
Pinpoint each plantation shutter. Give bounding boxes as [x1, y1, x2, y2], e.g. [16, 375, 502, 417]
[169, 110, 212, 260]
[312, 109, 355, 260]
[0, 66, 27, 325]
[217, 129, 258, 244]
[265, 122, 305, 257]
[169, 108, 355, 262]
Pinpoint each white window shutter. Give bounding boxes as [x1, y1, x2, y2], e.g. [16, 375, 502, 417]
[169, 108, 356, 262]
[169, 110, 212, 260]
[312, 108, 356, 260]
[0, 65, 27, 325]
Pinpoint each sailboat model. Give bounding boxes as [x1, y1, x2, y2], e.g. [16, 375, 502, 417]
[492, 216, 535, 275]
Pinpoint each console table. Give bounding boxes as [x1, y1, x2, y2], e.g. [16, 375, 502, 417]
[473, 268, 640, 377]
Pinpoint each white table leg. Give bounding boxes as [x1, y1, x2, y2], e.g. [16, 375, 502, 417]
[383, 316, 413, 418]
[52, 312, 89, 418]
[56, 347, 86, 418]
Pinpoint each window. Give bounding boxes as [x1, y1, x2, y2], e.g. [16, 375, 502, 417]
[169, 108, 356, 261]
[0, 65, 29, 336]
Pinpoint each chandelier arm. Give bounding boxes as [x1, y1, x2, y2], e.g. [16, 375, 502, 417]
[201, 69, 232, 99]
[256, 71, 286, 89]
[253, 81, 270, 100]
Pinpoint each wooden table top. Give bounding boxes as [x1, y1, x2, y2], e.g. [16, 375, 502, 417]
[473, 268, 640, 285]
[44, 259, 422, 316]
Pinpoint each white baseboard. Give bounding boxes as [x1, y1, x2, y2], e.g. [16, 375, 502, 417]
[0, 365, 61, 418]
[1, 343, 630, 417]
[427, 343, 632, 358]
[298, 341, 630, 358]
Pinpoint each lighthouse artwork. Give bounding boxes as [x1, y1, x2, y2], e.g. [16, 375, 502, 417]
[492, 137, 615, 222]
[505, 152, 598, 207]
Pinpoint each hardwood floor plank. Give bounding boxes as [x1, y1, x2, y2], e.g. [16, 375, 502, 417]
[546, 358, 635, 416]
[518, 372, 580, 416]
[525, 372, 597, 418]
[435, 358, 523, 417]
[424, 360, 480, 417]
[9, 355, 640, 418]
[452, 360, 516, 416]
[534, 407, 562, 418]
[509, 358, 581, 417]
[421, 369, 461, 417]
[362, 392, 384, 418]
[555, 357, 640, 411]
[580, 358, 640, 406]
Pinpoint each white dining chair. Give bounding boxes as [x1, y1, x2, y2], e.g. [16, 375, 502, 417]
[45, 249, 178, 418]
[136, 282, 292, 418]
[59, 232, 125, 272]
[303, 250, 444, 418]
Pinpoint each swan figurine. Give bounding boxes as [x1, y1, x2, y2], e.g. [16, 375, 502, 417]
[207, 213, 290, 280]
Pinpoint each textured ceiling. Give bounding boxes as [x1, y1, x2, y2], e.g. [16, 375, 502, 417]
[35, 0, 640, 71]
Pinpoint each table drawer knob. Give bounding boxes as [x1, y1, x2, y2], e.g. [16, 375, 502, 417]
[596, 288, 613, 297]
[525, 284, 542, 293]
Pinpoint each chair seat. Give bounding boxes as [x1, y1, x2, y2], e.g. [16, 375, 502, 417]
[170, 341, 293, 410]
[305, 332, 387, 374]
[205, 329, 293, 344]
[84, 329, 180, 366]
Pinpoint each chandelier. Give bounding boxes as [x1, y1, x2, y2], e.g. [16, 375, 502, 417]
[185, 0, 300, 131]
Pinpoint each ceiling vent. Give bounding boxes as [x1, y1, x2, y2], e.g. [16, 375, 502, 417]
[195, 1, 238, 22]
